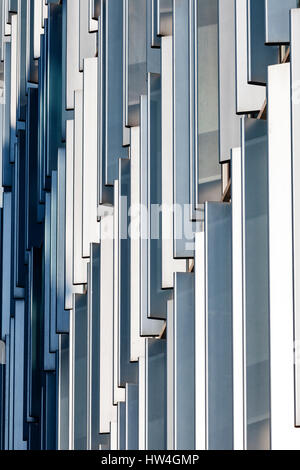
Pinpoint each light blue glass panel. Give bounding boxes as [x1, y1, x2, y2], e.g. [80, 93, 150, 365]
[74, 293, 88, 450]
[247, 0, 278, 85]
[126, 383, 138, 450]
[61, 0, 74, 141]
[146, 338, 167, 450]
[242, 117, 270, 450]
[14, 300, 27, 450]
[97, 0, 113, 205]
[148, 74, 171, 319]
[151, 0, 161, 47]
[99, 435, 110, 450]
[12, 136, 25, 297]
[118, 402, 126, 450]
[205, 202, 233, 450]
[147, 0, 160, 73]
[139, 94, 165, 335]
[56, 148, 69, 333]
[79, 0, 97, 71]
[265, 0, 297, 44]
[8, 0, 17, 12]
[126, 0, 147, 127]
[17, 0, 27, 121]
[235, 0, 266, 114]
[122, 0, 131, 147]
[197, 0, 221, 203]
[58, 335, 69, 450]
[89, 244, 102, 449]
[218, 0, 240, 163]
[158, 0, 172, 36]
[173, 0, 196, 257]
[173, 273, 195, 450]
[44, 193, 56, 372]
[105, 0, 128, 186]
[1, 192, 11, 340]
[118, 159, 138, 385]
[66, 0, 82, 110]
[50, 171, 59, 353]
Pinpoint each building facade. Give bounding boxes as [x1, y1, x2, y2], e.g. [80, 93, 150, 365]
[0, 0, 299, 450]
